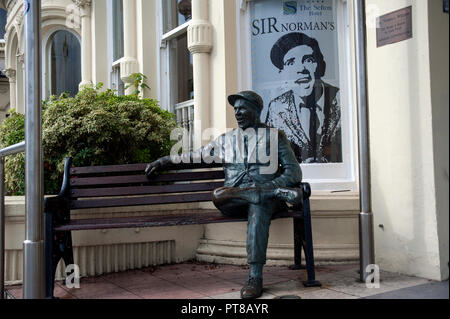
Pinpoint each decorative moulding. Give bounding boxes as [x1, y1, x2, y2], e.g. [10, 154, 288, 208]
[187, 20, 213, 54]
[120, 58, 139, 83]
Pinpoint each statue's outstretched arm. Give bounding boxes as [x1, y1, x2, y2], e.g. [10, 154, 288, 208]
[145, 137, 224, 177]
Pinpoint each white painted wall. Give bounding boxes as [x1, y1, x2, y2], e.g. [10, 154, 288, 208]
[366, 0, 448, 281]
[428, 0, 449, 281]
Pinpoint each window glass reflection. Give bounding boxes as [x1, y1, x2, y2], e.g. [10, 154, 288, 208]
[50, 30, 81, 97]
[0, 9, 7, 39]
[169, 32, 193, 104]
[163, 0, 192, 34]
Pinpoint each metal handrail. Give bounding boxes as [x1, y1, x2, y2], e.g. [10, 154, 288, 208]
[0, 141, 25, 299]
[0, 141, 26, 158]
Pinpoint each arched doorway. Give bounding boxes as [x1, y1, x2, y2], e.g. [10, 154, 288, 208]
[48, 30, 81, 97]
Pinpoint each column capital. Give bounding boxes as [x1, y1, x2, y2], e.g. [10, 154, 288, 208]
[73, 0, 91, 16]
[16, 52, 24, 65]
[73, 0, 91, 8]
[3, 68, 16, 82]
[188, 20, 213, 54]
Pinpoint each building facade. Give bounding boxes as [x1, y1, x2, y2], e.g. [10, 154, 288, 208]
[1, 0, 448, 284]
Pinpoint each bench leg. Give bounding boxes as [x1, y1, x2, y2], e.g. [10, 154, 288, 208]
[290, 217, 306, 270]
[45, 209, 75, 299]
[45, 211, 55, 299]
[302, 197, 321, 288]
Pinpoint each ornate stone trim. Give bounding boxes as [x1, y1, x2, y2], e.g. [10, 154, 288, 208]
[120, 58, 139, 83]
[5, 0, 16, 11]
[73, 0, 91, 17]
[16, 52, 24, 65]
[15, 8, 23, 28]
[72, 0, 91, 8]
[187, 20, 213, 54]
[3, 68, 16, 81]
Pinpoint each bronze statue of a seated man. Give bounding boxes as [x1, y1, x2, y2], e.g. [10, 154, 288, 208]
[145, 91, 303, 299]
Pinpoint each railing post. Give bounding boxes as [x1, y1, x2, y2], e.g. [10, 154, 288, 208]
[0, 157, 5, 299]
[0, 142, 26, 299]
[23, 0, 45, 299]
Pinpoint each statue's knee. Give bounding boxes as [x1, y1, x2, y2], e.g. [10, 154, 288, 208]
[212, 187, 228, 202]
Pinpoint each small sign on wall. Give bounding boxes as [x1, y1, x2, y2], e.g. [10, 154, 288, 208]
[376, 6, 413, 47]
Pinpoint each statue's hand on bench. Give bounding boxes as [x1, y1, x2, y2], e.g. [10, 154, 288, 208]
[145, 156, 171, 178]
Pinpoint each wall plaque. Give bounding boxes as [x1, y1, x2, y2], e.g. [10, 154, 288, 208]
[376, 6, 413, 47]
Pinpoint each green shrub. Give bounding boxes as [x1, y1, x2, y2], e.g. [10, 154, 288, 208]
[0, 110, 25, 196]
[0, 86, 177, 195]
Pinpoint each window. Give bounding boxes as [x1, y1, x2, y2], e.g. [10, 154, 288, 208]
[49, 30, 81, 97]
[0, 8, 6, 79]
[160, 0, 194, 151]
[112, 0, 124, 62]
[238, 0, 357, 191]
[108, 0, 125, 95]
[160, 0, 194, 112]
[0, 8, 6, 40]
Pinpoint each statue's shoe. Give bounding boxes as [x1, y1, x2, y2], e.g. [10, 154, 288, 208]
[275, 187, 303, 206]
[240, 277, 263, 299]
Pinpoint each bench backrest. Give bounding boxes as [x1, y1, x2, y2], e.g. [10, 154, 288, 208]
[60, 158, 225, 210]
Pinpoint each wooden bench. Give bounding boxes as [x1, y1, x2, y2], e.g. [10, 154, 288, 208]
[44, 157, 321, 298]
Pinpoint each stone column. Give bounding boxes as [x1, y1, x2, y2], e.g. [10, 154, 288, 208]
[74, 0, 93, 89]
[4, 68, 16, 110]
[120, 0, 139, 95]
[16, 53, 24, 114]
[188, 0, 213, 148]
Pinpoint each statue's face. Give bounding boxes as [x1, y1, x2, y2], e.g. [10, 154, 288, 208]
[282, 45, 318, 99]
[233, 99, 260, 130]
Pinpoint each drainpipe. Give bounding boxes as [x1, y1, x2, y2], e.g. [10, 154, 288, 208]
[353, 0, 375, 282]
[23, 0, 45, 299]
[188, 0, 213, 148]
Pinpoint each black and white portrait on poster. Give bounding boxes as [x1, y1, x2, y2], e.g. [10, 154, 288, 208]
[250, 0, 343, 164]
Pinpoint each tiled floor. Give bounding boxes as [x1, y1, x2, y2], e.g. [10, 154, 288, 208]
[5, 261, 442, 299]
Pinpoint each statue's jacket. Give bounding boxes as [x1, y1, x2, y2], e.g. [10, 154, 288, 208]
[174, 124, 302, 189]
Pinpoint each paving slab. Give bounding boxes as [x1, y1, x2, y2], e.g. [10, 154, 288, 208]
[4, 262, 445, 300]
[364, 281, 449, 299]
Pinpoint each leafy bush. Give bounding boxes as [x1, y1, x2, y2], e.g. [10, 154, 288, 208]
[0, 86, 177, 195]
[0, 110, 25, 195]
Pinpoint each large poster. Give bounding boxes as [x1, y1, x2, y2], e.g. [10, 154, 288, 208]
[250, 0, 342, 164]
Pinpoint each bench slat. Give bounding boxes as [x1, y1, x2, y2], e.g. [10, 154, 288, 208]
[70, 192, 213, 209]
[70, 171, 225, 187]
[70, 163, 223, 175]
[55, 209, 303, 231]
[71, 181, 224, 198]
[70, 163, 147, 175]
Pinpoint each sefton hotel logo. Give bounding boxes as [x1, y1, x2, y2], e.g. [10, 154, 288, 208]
[283, 0, 332, 17]
[283, 1, 298, 15]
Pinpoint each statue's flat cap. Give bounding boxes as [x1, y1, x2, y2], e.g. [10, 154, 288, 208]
[228, 91, 263, 111]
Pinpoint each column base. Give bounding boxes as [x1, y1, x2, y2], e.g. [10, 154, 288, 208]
[79, 81, 93, 90]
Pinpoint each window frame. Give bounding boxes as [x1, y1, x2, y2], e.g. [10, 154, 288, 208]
[158, 0, 193, 113]
[42, 27, 81, 99]
[236, 0, 358, 191]
[107, 0, 125, 95]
